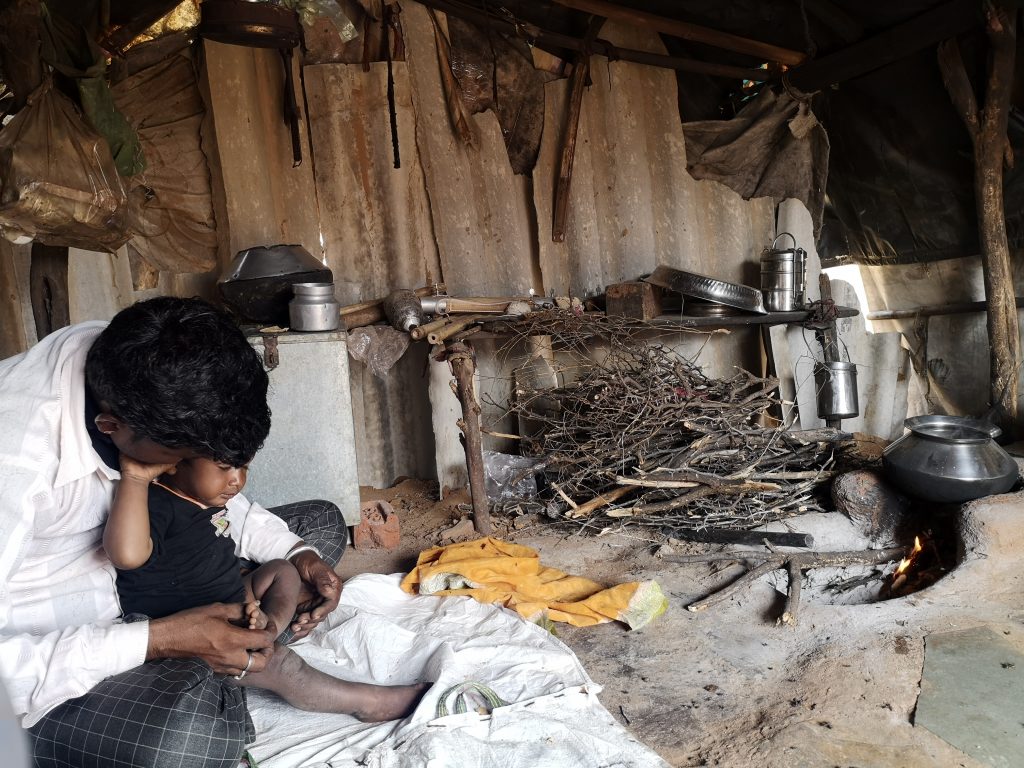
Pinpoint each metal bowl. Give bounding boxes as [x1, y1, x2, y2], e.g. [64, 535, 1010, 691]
[644, 265, 767, 314]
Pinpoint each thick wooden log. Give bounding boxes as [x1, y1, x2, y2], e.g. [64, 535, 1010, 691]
[779, 559, 803, 626]
[938, 6, 1019, 435]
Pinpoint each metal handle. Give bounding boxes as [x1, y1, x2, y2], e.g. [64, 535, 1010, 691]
[771, 232, 797, 251]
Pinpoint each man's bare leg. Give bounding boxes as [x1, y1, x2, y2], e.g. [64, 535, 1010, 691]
[238, 559, 430, 721]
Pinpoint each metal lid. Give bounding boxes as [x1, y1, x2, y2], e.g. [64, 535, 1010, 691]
[219, 244, 328, 283]
[904, 415, 1000, 444]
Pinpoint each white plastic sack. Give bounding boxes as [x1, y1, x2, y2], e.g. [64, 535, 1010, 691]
[245, 574, 668, 768]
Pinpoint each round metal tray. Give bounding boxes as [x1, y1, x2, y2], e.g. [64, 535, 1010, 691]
[683, 300, 741, 318]
[644, 265, 767, 314]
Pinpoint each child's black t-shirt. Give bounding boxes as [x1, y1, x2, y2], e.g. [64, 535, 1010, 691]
[114, 483, 247, 619]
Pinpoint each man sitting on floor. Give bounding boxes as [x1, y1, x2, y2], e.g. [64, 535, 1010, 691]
[0, 297, 347, 768]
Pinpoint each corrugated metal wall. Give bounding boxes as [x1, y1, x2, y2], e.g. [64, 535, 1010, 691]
[0, 4, 808, 488]
[533, 24, 775, 299]
[305, 61, 442, 488]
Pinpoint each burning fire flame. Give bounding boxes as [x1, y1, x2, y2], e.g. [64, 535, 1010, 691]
[895, 536, 924, 576]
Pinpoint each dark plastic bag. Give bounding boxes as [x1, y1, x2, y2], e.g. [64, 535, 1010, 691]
[0, 80, 130, 251]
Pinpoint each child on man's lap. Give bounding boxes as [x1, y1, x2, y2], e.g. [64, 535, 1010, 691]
[104, 454, 428, 722]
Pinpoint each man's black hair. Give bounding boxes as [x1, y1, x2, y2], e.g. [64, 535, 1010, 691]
[85, 297, 270, 466]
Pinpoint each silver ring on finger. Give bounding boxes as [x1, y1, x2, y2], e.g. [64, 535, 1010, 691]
[232, 651, 254, 680]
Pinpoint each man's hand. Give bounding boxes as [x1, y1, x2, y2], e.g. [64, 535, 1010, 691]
[147, 603, 276, 676]
[289, 550, 342, 640]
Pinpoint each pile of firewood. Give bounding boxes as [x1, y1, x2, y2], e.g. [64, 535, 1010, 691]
[496, 310, 841, 532]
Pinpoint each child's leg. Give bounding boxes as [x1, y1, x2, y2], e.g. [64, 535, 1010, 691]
[243, 559, 302, 638]
[234, 643, 429, 722]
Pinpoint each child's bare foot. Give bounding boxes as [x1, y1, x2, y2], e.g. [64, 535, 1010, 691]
[244, 600, 268, 630]
[350, 682, 431, 722]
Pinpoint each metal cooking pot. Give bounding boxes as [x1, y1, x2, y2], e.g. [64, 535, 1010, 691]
[882, 415, 1020, 503]
[218, 244, 332, 326]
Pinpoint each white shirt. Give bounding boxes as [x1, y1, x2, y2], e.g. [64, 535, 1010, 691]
[0, 322, 301, 727]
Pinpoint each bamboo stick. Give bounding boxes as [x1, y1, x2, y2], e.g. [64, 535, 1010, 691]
[428, 314, 489, 345]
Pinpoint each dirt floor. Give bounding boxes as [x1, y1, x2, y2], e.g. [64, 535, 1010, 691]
[337, 480, 1024, 768]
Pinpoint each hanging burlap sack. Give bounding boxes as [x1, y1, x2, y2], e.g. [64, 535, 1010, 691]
[0, 79, 130, 251]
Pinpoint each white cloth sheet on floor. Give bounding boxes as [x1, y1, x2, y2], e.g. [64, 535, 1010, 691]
[245, 573, 669, 767]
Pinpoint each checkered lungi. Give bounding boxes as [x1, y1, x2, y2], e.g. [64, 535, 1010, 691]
[28, 499, 346, 768]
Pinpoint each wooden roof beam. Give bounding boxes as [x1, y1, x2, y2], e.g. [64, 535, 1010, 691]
[418, 0, 773, 81]
[787, 0, 979, 91]
[549, 0, 808, 66]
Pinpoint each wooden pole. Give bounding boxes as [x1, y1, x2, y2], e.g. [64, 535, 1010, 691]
[416, 0, 770, 81]
[867, 297, 1024, 321]
[815, 274, 842, 430]
[550, 0, 807, 66]
[445, 340, 492, 535]
[789, 0, 977, 91]
[552, 15, 605, 243]
[938, 5, 1019, 435]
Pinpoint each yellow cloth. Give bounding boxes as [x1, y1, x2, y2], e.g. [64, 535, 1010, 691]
[400, 537, 666, 629]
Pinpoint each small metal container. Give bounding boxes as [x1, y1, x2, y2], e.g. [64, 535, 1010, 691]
[761, 232, 807, 312]
[288, 282, 340, 331]
[814, 360, 858, 420]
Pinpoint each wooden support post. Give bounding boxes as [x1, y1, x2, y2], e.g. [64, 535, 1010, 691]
[444, 340, 492, 535]
[938, 6, 1019, 436]
[815, 273, 841, 429]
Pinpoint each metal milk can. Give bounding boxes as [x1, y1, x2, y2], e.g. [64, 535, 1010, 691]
[813, 360, 859, 420]
[760, 232, 807, 312]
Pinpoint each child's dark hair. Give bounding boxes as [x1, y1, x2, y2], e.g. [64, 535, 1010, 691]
[85, 297, 270, 466]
